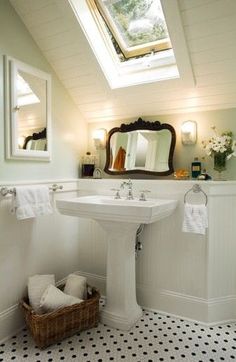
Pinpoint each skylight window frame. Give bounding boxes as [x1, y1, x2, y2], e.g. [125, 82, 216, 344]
[69, 0, 195, 89]
[89, 0, 172, 59]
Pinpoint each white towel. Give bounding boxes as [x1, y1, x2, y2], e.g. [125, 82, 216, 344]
[64, 274, 87, 300]
[40, 284, 83, 313]
[11, 185, 53, 220]
[182, 203, 208, 235]
[28, 274, 55, 314]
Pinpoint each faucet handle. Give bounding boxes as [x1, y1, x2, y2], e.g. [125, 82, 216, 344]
[111, 188, 121, 199]
[120, 182, 125, 189]
[120, 179, 132, 188]
[139, 190, 151, 201]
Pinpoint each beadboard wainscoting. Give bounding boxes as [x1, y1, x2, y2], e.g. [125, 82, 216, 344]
[0, 179, 79, 343]
[1, 178, 236, 343]
[75, 179, 236, 325]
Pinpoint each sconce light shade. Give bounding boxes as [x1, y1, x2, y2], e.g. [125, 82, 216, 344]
[92, 128, 107, 149]
[181, 120, 197, 145]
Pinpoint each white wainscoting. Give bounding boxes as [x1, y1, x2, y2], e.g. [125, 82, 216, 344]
[0, 179, 79, 342]
[75, 179, 236, 325]
[1, 178, 236, 342]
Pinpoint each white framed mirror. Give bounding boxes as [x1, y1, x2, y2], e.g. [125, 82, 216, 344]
[4, 56, 51, 161]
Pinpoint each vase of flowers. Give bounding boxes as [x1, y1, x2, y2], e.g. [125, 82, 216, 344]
[213, 152, 227, 173]
[202, 126, 236, 180]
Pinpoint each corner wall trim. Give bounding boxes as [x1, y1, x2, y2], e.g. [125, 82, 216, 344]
[0, 304, 24, 344]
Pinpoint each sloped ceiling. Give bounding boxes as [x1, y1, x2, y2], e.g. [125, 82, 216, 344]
[10, 0, 236, 123]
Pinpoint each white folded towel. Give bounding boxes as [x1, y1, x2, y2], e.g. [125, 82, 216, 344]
[64, 274, 87, 300]
[28, 274, 55, 314]
[182, 203, 208, 235]
[11, 185, 53, 220]
[40, 284, 83, 313]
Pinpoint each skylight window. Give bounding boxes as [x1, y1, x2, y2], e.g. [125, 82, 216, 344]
[70, 0, 194, 88]
[92, 0, 171, 60]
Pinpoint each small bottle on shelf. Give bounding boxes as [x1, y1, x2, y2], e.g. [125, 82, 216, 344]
[81, 152, 95, 177]
[191, 157, 201, 178]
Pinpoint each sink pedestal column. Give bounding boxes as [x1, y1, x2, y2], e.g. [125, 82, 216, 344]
[97, 220, 142, 330]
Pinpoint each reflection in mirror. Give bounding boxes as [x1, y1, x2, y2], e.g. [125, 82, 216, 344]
[23, 128, 47, 151]
[17, 70, 47, 150]
[4, 56, 51, 161]
[104, 118, 176, 176]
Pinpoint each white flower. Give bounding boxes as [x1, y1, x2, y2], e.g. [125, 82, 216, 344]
[202, 127, 236, 159]
[219, 146, 227, 153]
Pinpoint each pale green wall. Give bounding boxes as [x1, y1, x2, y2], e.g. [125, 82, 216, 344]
[88, 108, 236, 180]
[0, 0, 87, 182]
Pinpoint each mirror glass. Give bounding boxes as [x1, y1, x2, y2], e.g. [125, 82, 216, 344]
[17, 70, 47, 151]
[104, 118, 176, 175]
[5, 56, 51, 161]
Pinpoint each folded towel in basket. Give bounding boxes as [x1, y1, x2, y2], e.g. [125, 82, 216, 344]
[40, 284, 83, 313]
[28, 274, 55, 314]
[64, 274, 87, 300]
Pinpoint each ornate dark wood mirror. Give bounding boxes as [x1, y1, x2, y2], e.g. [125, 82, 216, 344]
[104, 118, 176, 176]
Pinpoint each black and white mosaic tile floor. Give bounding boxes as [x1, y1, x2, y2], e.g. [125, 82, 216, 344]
[1, 303, 236, 362]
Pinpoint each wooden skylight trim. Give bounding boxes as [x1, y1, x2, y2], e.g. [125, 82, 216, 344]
[89, 0, 172, 59]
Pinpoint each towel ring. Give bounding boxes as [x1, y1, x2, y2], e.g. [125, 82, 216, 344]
[184, 184, 208, 206]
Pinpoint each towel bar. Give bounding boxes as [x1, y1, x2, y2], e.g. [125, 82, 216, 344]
[184, 184, 208, 205]
[0, 184, 63, 197]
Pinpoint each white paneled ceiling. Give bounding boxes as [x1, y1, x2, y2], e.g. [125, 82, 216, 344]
[10, 0, 236, 123]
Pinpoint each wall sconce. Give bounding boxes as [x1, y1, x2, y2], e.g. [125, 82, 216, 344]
[181, 120, 197, 145]
[92, 128, 107, 149]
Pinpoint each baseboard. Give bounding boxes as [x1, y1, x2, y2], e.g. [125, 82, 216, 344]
[207, 295, 236, 324]
[0, 304, 25, 344]
[1, 272, 235, 344]
[138, 286, 236, 325]
[74, 270, 106, 295]
[75, 271, 236, 325]
[143, 306, 236, 327]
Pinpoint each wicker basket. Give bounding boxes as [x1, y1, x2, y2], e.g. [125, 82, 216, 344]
[20, 285, 100, 349]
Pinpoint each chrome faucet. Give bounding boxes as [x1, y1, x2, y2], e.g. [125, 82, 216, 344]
[120, 179, 134, 200]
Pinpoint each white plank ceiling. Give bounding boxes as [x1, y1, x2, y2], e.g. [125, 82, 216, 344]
[10, 0, 236, 123]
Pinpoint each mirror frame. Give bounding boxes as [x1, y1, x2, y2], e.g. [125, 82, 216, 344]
[4, 55, 51, 161]
[104, 117, 176, 176]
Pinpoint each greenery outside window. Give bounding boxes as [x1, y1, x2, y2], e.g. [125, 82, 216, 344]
[88, 0, 172, 60]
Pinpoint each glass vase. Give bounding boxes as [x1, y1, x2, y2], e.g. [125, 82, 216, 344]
[213, 152, 227, 180]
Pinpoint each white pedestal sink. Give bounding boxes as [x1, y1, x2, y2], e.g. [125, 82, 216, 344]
[57, 195, 177, 330]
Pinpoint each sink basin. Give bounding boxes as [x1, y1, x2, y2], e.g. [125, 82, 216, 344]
[56, 194, 177, 331]
[56, 195, 177, 224]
